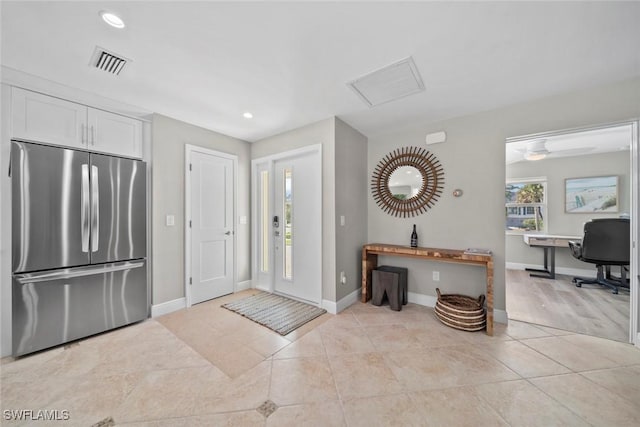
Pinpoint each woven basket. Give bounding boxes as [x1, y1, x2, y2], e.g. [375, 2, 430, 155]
[434, 288, 486, 332]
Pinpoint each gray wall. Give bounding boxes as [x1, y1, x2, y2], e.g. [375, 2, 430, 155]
[152, 114, 251, 305]
[367, 76, 640, 316]
[506, 150, 630, 271]
[335, 118, 368, 301]
[251, 118, 338, 302]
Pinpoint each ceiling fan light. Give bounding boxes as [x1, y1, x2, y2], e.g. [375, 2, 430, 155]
[524, 152, 547, 161]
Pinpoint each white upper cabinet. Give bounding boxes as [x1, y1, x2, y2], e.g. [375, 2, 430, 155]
[87, 108, 142, 158]
[11, 87, 87, 150]
[11, 87, 143, 158]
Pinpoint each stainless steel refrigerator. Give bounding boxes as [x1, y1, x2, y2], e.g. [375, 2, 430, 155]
[11, 141, 148, 356]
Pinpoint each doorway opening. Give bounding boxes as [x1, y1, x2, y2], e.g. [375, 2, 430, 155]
[505, 122, 638, 343]
[252, 145, 322, 305]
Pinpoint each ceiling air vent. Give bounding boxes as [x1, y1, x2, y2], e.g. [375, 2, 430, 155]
[90, 46, 129, 75]
[347, 56, 425, 107]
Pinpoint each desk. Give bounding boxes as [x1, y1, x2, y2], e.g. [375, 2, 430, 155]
[523, 234, 581, 279]
[362, 243, 494, 335]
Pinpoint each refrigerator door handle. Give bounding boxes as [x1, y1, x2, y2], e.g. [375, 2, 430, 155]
[81, 164, 90, 252]
[91, 165, 99, 252]
[14, 261, 145, 284]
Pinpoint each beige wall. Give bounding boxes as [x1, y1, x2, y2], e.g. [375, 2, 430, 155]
[506, 150, 631, 271]
[152, 114, 251, 305]
[367, 76, 640, 316]
[335, 118, 368, 301]
[251, 117, 338, 302]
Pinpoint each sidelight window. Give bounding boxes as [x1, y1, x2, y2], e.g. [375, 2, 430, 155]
[283, 168, 293, 280]
[260, 170, 269, 272]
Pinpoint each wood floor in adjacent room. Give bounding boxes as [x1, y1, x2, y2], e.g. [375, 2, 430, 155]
[506, 268, 630, 342]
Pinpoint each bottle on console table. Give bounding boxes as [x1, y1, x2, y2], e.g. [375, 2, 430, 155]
[410, 224, 418, 248]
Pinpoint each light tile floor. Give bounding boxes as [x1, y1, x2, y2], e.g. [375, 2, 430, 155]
[2, 289, 640, 426]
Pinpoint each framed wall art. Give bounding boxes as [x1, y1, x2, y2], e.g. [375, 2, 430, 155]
[565, 175, 618, 213]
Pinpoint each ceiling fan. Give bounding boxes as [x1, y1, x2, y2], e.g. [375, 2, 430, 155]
[516, 139, 594, 161]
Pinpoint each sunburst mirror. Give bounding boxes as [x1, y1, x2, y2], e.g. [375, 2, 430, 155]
[371, 146, 445, 217]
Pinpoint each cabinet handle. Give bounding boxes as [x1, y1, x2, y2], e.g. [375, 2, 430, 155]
[81, 123, 86, 144]
[91, 126, 95, 145]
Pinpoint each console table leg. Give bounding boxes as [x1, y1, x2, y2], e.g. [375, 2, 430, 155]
[486, 260, 494, 336]
[362, 252, 378, 303]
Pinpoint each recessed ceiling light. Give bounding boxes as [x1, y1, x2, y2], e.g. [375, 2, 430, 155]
[243, 112, 253, 119]
[100, 11, 125, 29]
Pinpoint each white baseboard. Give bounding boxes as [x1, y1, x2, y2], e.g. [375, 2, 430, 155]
[323, 288, 363, 314]
[407, 292, 438, 308]
[255, 284, 270, 292]
[636, 332, 640, 347]
[151, 297, 186, 318]
[236, 280, 252, 291]
[407, 291, 508, 324]
[506, 262, 594, 278]
[337, 288, 361, 313]
[322, 299, 337, 314]
[493, 309, 508, 324]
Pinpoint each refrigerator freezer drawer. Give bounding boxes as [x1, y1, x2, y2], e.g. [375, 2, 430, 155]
[12, 260, 148, 356]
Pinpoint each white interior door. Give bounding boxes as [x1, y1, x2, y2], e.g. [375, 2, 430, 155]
[190, 150, 234, 304]
[273, 151, 321, 303]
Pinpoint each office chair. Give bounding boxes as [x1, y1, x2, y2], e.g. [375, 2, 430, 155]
[568, 218, 630, 294]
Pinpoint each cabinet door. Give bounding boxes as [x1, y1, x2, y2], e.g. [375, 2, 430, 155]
[88, 108, 142, 158]
[11, 87, 87, 149]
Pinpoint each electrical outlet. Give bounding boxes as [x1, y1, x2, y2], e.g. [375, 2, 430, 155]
[433, 271, 440, 281]
[166, 215, 175, 227]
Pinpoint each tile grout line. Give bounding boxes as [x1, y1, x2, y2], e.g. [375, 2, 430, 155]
[513, 334, 619, 427]
[465, 334, 597, 426]
[576, 368, 640, 408]
[515, 336, 581, 374]
[264, 353, 275, 421]
[318, 323, 350, 426]
[522, 375, 597, 427]
[557, 334, 638, 367]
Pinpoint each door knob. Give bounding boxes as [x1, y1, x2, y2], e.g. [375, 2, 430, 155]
[224, 231, 231, 235]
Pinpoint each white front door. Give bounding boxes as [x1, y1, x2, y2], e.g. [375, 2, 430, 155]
[190, 150, 234, 304]
[273, 151, 322, 303]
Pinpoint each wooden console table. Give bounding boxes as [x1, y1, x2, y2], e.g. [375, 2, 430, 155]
[362, 243, 494, 335]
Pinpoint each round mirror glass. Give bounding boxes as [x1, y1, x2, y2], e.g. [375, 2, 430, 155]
[388, 166, 423, 200]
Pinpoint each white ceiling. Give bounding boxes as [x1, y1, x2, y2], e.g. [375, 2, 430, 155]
[2, 1, 639, 142]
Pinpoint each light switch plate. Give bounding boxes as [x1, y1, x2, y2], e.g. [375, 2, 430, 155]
[166, 215, 175, 227]
[340, 215, 345, 226]
[239, 215, 247, 225]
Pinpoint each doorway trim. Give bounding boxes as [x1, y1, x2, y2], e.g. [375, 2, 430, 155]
[631, 121, 639, 346]
[505, 120, 639, 345]
[184, 144, 238, 308]
[251, 144, 323, 304]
